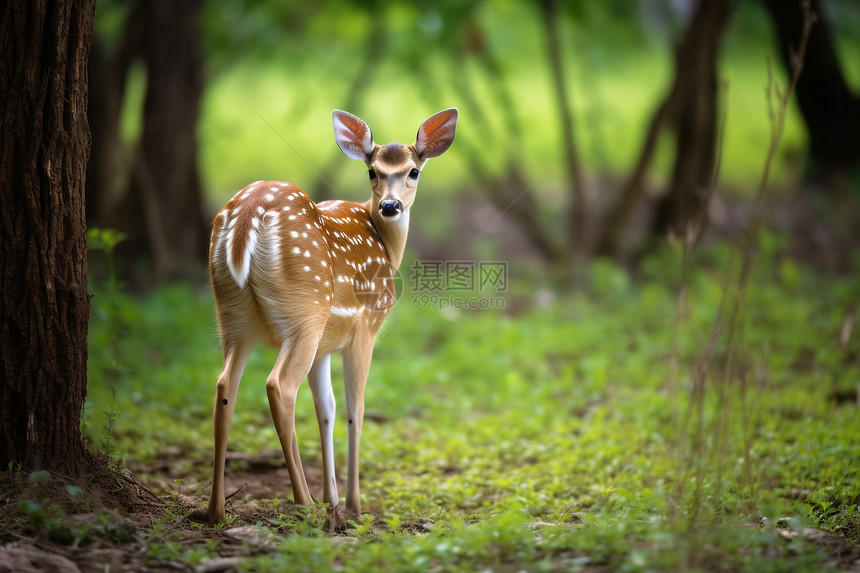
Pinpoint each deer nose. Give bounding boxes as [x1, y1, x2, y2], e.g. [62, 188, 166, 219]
[379, 199, 403, 217]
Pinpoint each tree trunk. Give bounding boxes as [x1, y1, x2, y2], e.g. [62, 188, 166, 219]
[597, 0, 730, 255]
[87, 0, 208, 281]
[0, 0, 95, 473]
[762, 0, 860, 177]
[596, 96, 677, 256]
[123, 0, 208, 279]
[85, 1, 137, 227]
[539, 0, 586, 257]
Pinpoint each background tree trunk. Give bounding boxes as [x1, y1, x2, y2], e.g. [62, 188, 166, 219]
[762, 0, 860, 179]
[597, 0, 730, 255]
[125, 0, 208, 279]
[539, 0, 586, 257]
[650, 0, 729, 241]
[85, 1, 137, 227]
[0, 0, 95, 473]
[87, 0, 208, 281]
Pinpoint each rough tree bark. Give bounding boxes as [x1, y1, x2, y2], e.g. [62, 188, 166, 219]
[762, 0, 860, 178]
[597, 0, 730, 256]
[0, 0, 95, 473]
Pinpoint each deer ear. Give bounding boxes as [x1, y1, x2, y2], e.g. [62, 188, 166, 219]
[415, 108, 458, 159]
[333, 110, 375, 161]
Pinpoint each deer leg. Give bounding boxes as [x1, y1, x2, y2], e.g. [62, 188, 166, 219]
[343, 340, 374, 518]
[265, 335, 318, 508]
[208, 342, 254, 525]
[308, 353, 339, 507]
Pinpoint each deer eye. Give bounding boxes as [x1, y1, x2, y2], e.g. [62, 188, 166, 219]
[408, 168, 420, 180]
[368, 169, 377, 180]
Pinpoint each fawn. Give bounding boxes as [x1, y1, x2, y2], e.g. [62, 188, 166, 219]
[205, 109, 458, 525]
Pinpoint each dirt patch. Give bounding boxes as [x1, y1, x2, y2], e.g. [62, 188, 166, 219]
[0, 451, 359, 572]
[216, 449, 335, 507]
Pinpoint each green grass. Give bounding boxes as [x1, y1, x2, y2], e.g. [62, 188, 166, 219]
[85, 240, 860, 571]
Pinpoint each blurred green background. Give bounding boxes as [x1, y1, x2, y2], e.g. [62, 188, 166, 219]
[88, 0, 860, 277]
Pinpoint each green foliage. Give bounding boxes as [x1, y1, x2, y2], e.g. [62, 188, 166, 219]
[87, 227, 127, 254]
[85, 241, 859, 570]
[18, 500, 54, 533]
[7, 461, 23, 483]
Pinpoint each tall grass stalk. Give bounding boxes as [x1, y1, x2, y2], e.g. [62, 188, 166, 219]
[669, 0, 815, 562]
[86, 227, 128, 465]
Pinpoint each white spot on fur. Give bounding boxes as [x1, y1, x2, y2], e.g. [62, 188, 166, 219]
[330, 306, 363, 317]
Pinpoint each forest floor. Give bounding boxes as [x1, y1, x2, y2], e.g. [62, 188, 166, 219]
[1, 455, 348, 573]
[2, 448, 860, 573]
